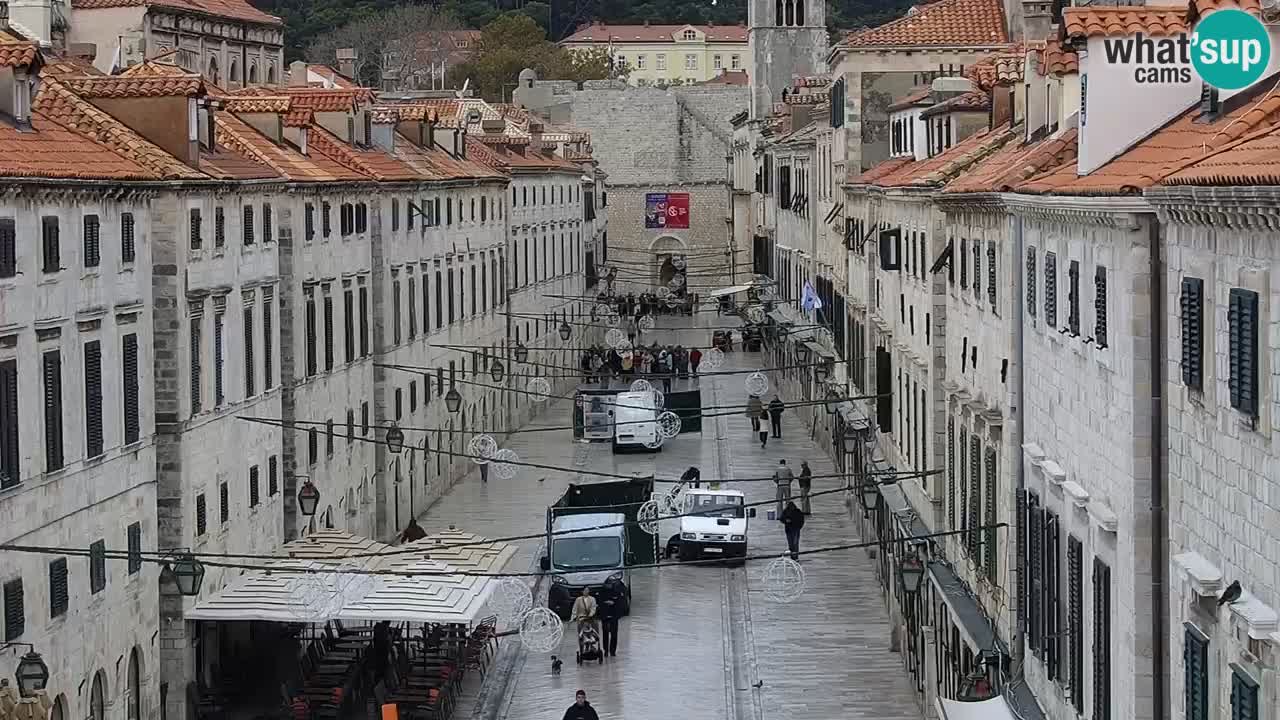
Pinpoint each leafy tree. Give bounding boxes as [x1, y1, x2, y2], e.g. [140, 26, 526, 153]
[305, 5, 464, 89]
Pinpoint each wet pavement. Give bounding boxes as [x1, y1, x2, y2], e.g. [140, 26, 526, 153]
[411, 315, 922, 720]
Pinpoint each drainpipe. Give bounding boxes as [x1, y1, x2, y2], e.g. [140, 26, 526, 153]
[1149, 217, 1168, 720]
[1010, 210, 1026, 674]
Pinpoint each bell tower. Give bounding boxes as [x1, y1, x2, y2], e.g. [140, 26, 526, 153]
[748, 0, 829, 119]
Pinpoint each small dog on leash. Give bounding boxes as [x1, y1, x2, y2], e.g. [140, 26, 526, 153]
[551, 656, 563, 675]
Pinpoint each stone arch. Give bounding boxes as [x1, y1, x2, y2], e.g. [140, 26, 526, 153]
[228, 58, 239, 86]
[206, 55, 219, 84]
[50, 694, 67, 720]
[648, 235, 688, 287]
[266, 64, 278, 84]
[126, 647, 143, 720]
[248, 62, 258, 84]
[89, 669, 108, 720]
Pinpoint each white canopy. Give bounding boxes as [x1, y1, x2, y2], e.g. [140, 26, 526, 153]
[708, 284, 752, 298]
[935, 697, 1019, 720]
[185, 529, 517, 626]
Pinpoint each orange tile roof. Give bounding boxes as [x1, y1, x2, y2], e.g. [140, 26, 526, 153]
[223, 96, 291, 113]
[33, 78, 204, 179]
[370, 106, 400, 124]
[40, 55, 104, 78]
[874, 124, 1016, 187]
[944, 128, 1078, 193]
[1037, 39, 1078, 76]
[0, 111, 154, 180]
[213, 112, 365, 182]
[71, 0, 280, 25]
[276, 87, 376, 111]
[0, 37, 40, 68]
[920, 89, 991, 118]
[118, 59, 193, 77]
[307, 126, 420, 182]
[199, 147, 280, 180]
[1062, 5, 1187, 40]
[966, 45, 1025, 89]
[564, 22, 748, 43]
[390, 134, 506, 182]
[841, 0, 1008, 49]
[850, 156, 914, 184]
[282, 108, 313, 127]
[1020, 91, 1280, 194]
[1162, 122, 1280, 185]
[887, 87, 933, 112]
[62, 74, 204, 98]
[1189, 0, 1262, 18]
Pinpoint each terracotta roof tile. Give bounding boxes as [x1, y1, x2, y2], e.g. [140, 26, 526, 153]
[71, 0, 280, 25]
[874, 124, 1016, 187]
[945, 128, 1078, 193]
[887, 87, 933, 112]
[276, 87, 376, 111]
[920, 89, 991, 118]
[62, 74, 204, 98]
[393, 101, 461, 127]
[965, 45, 1025, 89]
[390, 134, 506, 182]
[282, 108, 313, 127]
[1062, 5, 1187, 39]
[1020, 91, 1280, 194]
[0, 37, 40, 68]
[307, 127, 420, 182]
[199, 147, 280, 180]
[40, 56, 104, 78]
[1162, 122, 1280, 185]
[118, 59, 193, 77]
[1036, 39, 1078, 76]
[33, 78, 204, 179]
[223, 96, 291, 113]
[1190, 0, 1262, 18]
[370, 106, 399, 124]
[850, 157, 914, 184]
[213, 112, 365, 182]
[564, 22, 747, 43]
[841, 0, 1008, 49]
[0, 111, 154, 180]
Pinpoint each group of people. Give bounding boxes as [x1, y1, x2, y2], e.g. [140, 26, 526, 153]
[746, 395, 787, 448]
[569, 580, 626, 658]
[774, 459, 813, 562]
[605, 291, 695, 319]
[580, 344, 705, 392]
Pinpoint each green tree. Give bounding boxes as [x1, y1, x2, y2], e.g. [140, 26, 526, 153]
[448, 13, 619, 101]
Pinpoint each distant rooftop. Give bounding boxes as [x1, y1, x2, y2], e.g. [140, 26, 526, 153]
[563, 22, 748, 44]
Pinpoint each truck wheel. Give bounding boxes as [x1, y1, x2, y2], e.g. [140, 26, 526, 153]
[678, 544, 694, 562]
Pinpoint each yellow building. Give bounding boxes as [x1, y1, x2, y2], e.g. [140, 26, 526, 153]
[562, 22, 750, 86]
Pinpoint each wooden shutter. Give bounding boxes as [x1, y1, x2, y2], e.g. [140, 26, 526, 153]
[1094, 266, 1109, 348]
[219, 481, 229, 523]
[1184, 627, 1209, 720]
[49, 559, 68, 617]
[83, 215, 100, 268]
[3, 579, 23, 641]
[122, 334, 139, 444]
[268, 456, 278, 496]
[344, 289, 356, 362]
[262, 203, 272, 243]
[190, 319, 202, 412]
[214, 206, 225, 246]
[1068, 260, 1081, 336]
[408, 276, 417, 338]
[249, 465, 259, 508]
[946, 419, 956, 530]
[1015, 489, 1028, 635]
[1045, 511, 1061, 679]
[0, 217, 15, 278]
[323, 291, 334, 371]
[1028, 493, 1043, 654]
[262, 290, 273, 389]
[0, 360, 18, 489]
[308, 428, 318, 465]
[1044, 252, 1057, 327]
[43, 350, 63, 471]
[304, 290, 317, 376]
[1180, 277, 1204, 390]
[41, 216, 60, 273]
[359, 286, 370, 356]
[213, 312, 224, 405]
[322, 201, 332, 237]
[242, 205, 255, 245]
[987, 242, 997, 307]
[1228, 288, 1260, 417]
[84, 340, 103, 458]
[127, 523, 142, 574]
[188, 208, 202, 250]
[241, 304, 254, 399]
[958, 426, 969, 540]
[120, 212, 135, 264]
[1231, 667, 1259, 720]
[1067, 536, 1084, 712]
[305, 202, 315, 241]
[972, 239, 981, 299]
[195, 493, 207, 536]
[983, 446, 997, 580]
[968, 434, 981, 557]
[1093, 558, 1112, 720]
[89, 539, 106, 594]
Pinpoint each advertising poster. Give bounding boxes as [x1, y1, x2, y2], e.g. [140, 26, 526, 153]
[645, 192, 690, 229]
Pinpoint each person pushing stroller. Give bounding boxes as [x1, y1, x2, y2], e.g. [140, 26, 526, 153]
[571, 587, 604, 664]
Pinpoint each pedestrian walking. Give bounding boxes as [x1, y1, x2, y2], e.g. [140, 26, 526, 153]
[563, 690, 600, 720]
[480, 462, 489, 483]
[747, 395, 764, 434]
[681, 465, 702, 489]
[768, 396, 785, 438]
[758, 409, 770, 448]
[690, 347, 702, 375]
[782, 501, 805, 561]
[772, 459, 794, 517]
[798, 460, 812, 514]
[598, 577, 625, 658]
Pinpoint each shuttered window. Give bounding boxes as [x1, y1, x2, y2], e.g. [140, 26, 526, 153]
[83, 214, 101, 268]
[1044, 252, 1057, 327]
[242, 205, 255, 245]
[0, 360, 18, 489]
[3, 579, 23, 640]
[983, 446, 997, 581]
[322, 201, 332, 238]
[1015, 489, 1028, 634]
[89, 539, 106, 594]
[243, 305, 255, 397]
[448, 269, 456, 323]
[304, 288, 317, 376]
[190, 316, 202, 412]
[987, 242, 997, 308]
[392, 199, 400, 231]
[344, 288, 355, 361]
[305, 203, 315, 241]
[249, 465, 260, 508]
[958, 426, 968, 538]
[946, 421, 956, 529]
[408, 277, 417, 338]
[1094, 266, 1108, 348]
[1228, 288, 1260, 418]
[120, 213, 135, 263]
[43, 350, 64, 472]
[261, 203, 272, 243]
[1184, 626, 1209, 720]
[262, 290, 273, 388]
[214, 207, 225, 247]
[972, 238, 981, 299]
[84, 340, 103, 458]
[1180, 277, 1205, 390]
[189, 208, 202, 250]
[326, 419, 334, 456]
[1093, 558, 1112, 720]
[346, 409, 355, 441]
[42, 216, 60, 273]
[213, 311, 224, 405]
[195, 493, 207, 536]
[1027, 492, 1043, 654]
[268, 456, 278, 496]
[968, 435, 981, 557]
[323, 290, 334, 371]
[355, 202, 368, 234]
[122, 334, 139, 444]
[393, 279, 402, 345]
[127, 522, 142, 574]
[1068, 260, 1081, 336]
[0, 218, 15, 278]
[1044, 510, 1061, 679]
[421, 274, 430, 335]
[359, 286, 370, 357]
[959, 238, 969, 288]
[1230, 666, 1259, 720]
[219, 481, 229, 524]
[1067, 536, 1084, 713]
[308, 427, 318, 465]
[49, 559, 68, 618]
[361, 402, 369, 435]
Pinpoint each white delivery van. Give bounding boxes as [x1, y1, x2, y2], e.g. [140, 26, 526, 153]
[612, 390, 660, 452]
[542, 513, 633, 619]
[672, 489, 755, 563]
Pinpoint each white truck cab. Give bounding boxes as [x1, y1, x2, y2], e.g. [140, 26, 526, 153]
[612, 390, 660, 452]
[673, 489, 755, 562]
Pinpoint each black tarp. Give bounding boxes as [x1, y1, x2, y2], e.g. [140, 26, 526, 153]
[548, 477, 657, 565]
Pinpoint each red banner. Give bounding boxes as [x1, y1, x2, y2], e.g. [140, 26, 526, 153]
[645, 192, 690, 229]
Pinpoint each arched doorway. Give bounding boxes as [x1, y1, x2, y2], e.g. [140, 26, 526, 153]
[89, 670, 107, 720]
[127, 648, 142, 720]
[648, 235, 688, 288]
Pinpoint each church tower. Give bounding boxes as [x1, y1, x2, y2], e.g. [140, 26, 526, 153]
[748, 0, 829, 119]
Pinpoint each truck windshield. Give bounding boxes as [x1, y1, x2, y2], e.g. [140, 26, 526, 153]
[689, 495, 745, 519]
[552, 536, 622, 570]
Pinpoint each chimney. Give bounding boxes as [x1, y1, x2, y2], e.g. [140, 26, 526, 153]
[460, 126, 467, 158]
[481, 118, 504, 134]
[198, 98, 216, 154]
[8, 0, 51, 44]
[529, 120, 544, 152]
[1021, 0, 1053, 44]
[0, 57, 35, 130]
[289, 60, 308, 87]
[335, 48, 357, 82]
[426, 113, 436, 149]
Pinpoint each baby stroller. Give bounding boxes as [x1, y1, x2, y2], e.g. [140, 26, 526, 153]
[576, 621, 604, 664]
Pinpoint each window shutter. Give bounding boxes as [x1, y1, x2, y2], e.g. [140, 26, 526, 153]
[84, 341, 103, 458]
[49, 559, 68, 618]
[219, 481, 229, 523]
[127, 523, 142, 574]
[195, 493, 207, 536]
[326, 419, 335, 455]
[1093, 558, 1112, 720]
[189, 208, 202, 250]
[958, 426, 968, 536]
[189, 318, 202, 412]
[1067, 536, 1084, 713]
[243, 305, 255, 397]
[89, 539, 106, 594]
[1068, 260, 1081, 335]
[249, 465, 260, 507]
[960, 238, 969, 288]
[359, 286, 370, 356]
[1184, 627, 1208, 720]
[0, 218, 15, 278]
[322, 201, 332, 237]
[0, 360, 18, 489]
[268, 456, 278, 496]
[304, 290, 317, 376]
[3, 579, 23, 641]
[1180, 277, 1204, 390]
[1015, 489, 1028, 634]
[42, 216, 60, 273]
[879, 227, 901, 271]
[305, 203, 315, 241]
[946, 418, 956, 529]
[1027, 493, 1043, 654]
[392, 199, 400, 231]
[987, 242, 997, 307]
[323, 292, 334, 371]
[1094, 266, 1108, 347]
[983, 446, 997, 580]
[308, 427, 318, 465]
[968, 435, 981, 557]
[1044, 252, 1057, 327]
[262, 290, 273, 388]
[262, 203, 272, 243]
[120, 213, 135, 263]
[120, 333, 140, 445]
[214, 207, 225, 247]
[213, 312, 224, 405]
[242, 205, 255, 245]
[1228, 287, 1259, 417]
[344, 289, 356, 361]
[43, 350, 64, 472]
[972, 239, 981, 299]
[83, 215, 101, 268]
[1231, 667, 1259, 720]
[1045, 511, 1061, 679]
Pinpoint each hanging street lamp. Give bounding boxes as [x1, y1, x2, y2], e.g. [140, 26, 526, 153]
[297, 479, 321, 517]
[825, 387, 841, 414]
[859, 478, 882, 517]
[898, 548, 926, 595]
[12, 649, 49, 696]
[385, 423, 405, 454]
[957, 665, 996, 702]
[490, 359, 505, 383]
[514, 342, 529, 364]
[445, 386, 463, 414]
[166, 552, 206, 597]
[559, 320, 572, 341]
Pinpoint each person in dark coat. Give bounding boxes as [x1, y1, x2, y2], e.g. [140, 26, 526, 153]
[768, 396, 785, 438]
[681, 466, 701, 489]
[399, 518, 426, 544]
[781, 501, 805, 561]
[598, 578, 625, 658]
[563, 690, 600, 720]
[798, 461, 812, 514]
[758, 409, 770, 448]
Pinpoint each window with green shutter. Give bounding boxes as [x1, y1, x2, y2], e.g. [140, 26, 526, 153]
[1228, 288, 1259, 419]
[1230, 665, 1259, 720]
[1184, 625, 1209, 720]
[48, 559, 68, 618]
[1044, 252, 1057, 327]
[84, 340, 103, 458]
[968, 435, 981, 557]
[947, 416, 956, 530]
[1180, 277, 1204, 390]
[1093, 558, 1112, 720]
[127, 523, 142, 575]
[983, 446, 997, 581]
[1067, 536, 1084, 713]
[89, 539, 106, 594]
[3, 578, 23, 641]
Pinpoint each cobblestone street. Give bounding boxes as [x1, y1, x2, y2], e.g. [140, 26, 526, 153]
[411, 317, 921, 720]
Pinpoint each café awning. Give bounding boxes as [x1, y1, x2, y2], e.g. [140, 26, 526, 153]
[709, 284, 752, 298]
[185, 529, 518, 626]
